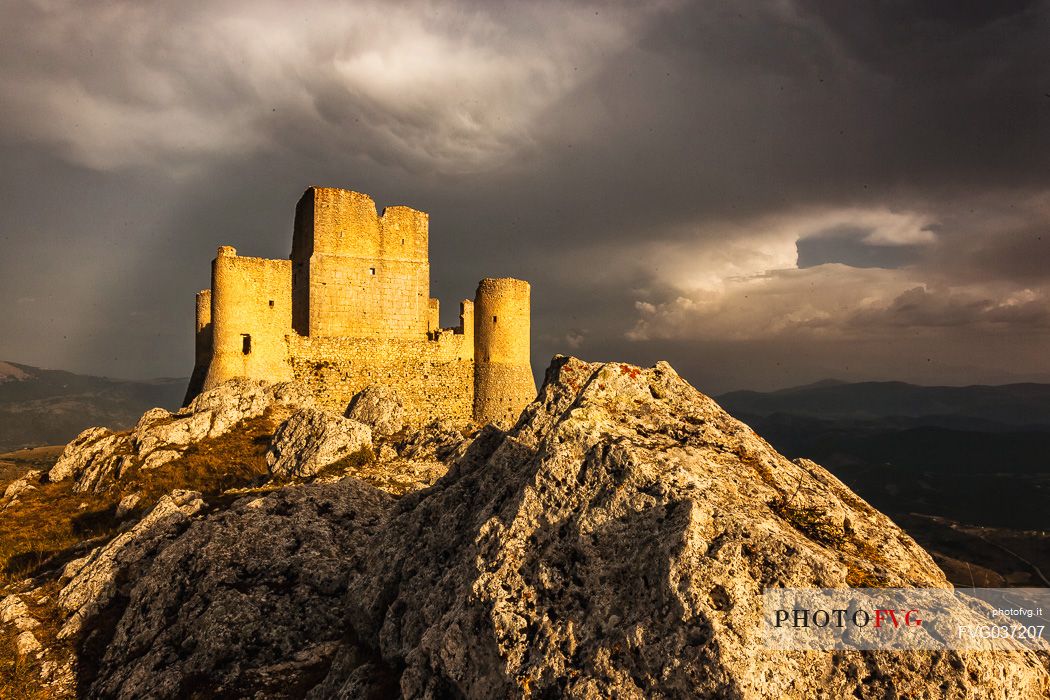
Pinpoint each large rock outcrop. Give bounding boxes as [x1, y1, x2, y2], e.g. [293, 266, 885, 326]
[267, 408, 373, 479]
[346, 385, 406, 439]
[325, 356, 1049, 698]
[56, 490, 205, 641]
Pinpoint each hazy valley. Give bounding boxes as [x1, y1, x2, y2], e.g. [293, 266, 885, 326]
[0, 361, 184, 455]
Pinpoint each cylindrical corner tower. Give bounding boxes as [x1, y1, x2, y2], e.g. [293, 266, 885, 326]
[473, 277, 536, 427]
[202, 246, 240, 390]
[202, 245, 293, 392]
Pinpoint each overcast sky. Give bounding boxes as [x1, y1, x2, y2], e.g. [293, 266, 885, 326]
[1, 0, 1047, 393]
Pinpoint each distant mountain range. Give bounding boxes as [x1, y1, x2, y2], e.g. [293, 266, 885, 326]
[0, 361, 185, 452]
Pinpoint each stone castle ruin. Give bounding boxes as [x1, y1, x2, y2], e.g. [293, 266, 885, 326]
[185, 186, 535, 426]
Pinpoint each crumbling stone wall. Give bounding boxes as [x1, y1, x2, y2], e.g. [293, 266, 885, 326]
[287, 331, 474, 424]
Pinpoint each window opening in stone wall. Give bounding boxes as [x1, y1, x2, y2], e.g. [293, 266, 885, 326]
[493, 316, 498, 324]
[369, 267, 376, 275]
[241, 334, 251, 355]
[268, 300, 274, 308]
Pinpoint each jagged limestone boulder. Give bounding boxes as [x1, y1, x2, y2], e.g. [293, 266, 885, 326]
[56, 490, 204, 640]
[170, 378, 315, 441]
[323, 356, 1049, 699]
[49, 379, 316, 491]
[0, 469, 42, 511]
[48, 427, 132, 488]
[267, 408, 373, 479]
[90, 481, 393, 699]
[0, 595, 40, 633]
[346, 384, 406, 438]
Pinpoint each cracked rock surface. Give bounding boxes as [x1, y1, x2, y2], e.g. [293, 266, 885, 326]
[56, 490, 204, 641]
[91, 481, 393, 699]
[324, 356, 1050, 699]
[267, 408, 372, 479]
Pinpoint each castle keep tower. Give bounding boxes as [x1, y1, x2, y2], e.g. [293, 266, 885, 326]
[185, 186, 535, 427]
[291, 188, 430, 339]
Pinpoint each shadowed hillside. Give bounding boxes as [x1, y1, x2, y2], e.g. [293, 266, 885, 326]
[3, 359, 1046, 698]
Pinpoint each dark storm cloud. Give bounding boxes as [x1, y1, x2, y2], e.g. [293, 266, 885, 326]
[0, 0, 1047, 391]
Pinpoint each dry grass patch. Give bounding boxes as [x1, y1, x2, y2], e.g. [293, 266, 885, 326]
[117, 416, 276, 506]
[0, 416, 278, 589]
[0, 480, 122, 589]
[0, 583, 72, 698]
[0, 626, 46, 700]
[0, 416, 285, 695]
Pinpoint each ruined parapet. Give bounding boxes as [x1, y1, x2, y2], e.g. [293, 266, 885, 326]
[473, 278, 535, 426]
[291, 187, 430, 340]
[201, 246, 293, 392]
[182, 289, 213, 406]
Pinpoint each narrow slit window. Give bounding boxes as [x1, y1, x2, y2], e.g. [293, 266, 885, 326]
[492, 315, 498, 324]
[369, 267, 376, 275]
[268, 300, 274, 308]
[241, 334, 251, 355]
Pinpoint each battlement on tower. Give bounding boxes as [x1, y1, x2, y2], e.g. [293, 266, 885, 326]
[291, 188, 428, 263]
[184, 186, 535, 427]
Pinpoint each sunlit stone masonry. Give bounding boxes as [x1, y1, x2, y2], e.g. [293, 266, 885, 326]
[185, 186, 535, 427]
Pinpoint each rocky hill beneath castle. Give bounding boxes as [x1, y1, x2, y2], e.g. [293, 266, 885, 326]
[1, 358, 1047, 698]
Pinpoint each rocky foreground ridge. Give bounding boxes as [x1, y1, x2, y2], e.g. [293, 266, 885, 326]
[1, 357, 1048, 698]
